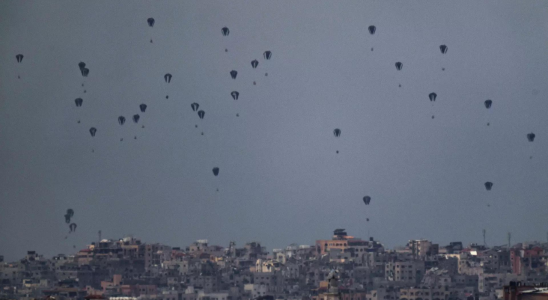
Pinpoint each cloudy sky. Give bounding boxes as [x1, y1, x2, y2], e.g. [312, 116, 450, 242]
[1, 1, 548, 261]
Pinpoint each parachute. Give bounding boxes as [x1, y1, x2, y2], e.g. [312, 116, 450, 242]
[263, 51, 272, 60]
[333, 128, 341, 137]
[363, 196, 371, 205]
[81, 68, 89, 77]
[222, 27, 230, 36]
[484, 182, 493, 191]
[118, 116, 126, 125]
[140, 104, 147, 113]
[64, 214, 71, 224]
[133, 114, 140, 123]
[69, 223, 77, 233]
[484, 100, 492, 109]
[75, 98, 83, 107]
[191, 103, 199, 112]
[440, 45, 448, 54]
[198, 110, 205, 119]
[527, 133, 535, 142]
[16, 54, 24, 63]
[89, 127, 97, 137]
[231, 91, 239, 100]
[78, 62, 86, 70]
[368, 26, 376, 35]
[164, 73, 172, 83]
[251, 60, 259, 69]
[67, 209, 74, 217]
[212, 167, 220, 176]
[230, 70, 238, 79]
[395, 62, 403, 71]
[429, 93, 437, 102]
[147, 18, 155, 27]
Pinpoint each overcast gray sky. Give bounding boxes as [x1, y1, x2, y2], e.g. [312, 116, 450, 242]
[1, 1, 548, 261]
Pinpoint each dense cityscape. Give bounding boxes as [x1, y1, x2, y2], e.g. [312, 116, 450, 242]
[1, 229, 547, 300]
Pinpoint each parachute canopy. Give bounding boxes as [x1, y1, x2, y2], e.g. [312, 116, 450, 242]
[198, 110, 205, 119]
[140, 104, 147, 113]
[75, 98, 83, 107]
[212, 167, 220, 176]
[118, 116, 126, 125]
[363, 196, 371, 205]
[16, 54, 24, 63]
[164, 73, 172, 83]
[67, 209, 74, 217]
[368, 26, 376, 35]
[395, 62, 403, 71]
[69, 223, 77, 233]
[527, 133, 535, 142]
[484, 182, 493, 191]
[440, 45, 448, 54]
[191, 103, 199, 112]
[81, 68, 89, 77]
[222, 27, 230, 36]
[133, 114, 140, 123]
[251, 60, 259, 69]
[231, 91, 239, 100]
[89, 127, 97, 137]
[484, 100, 492, 109]
[429, 93, 437, 102]
[333, 128, 341, 137]
[263, 51, 272, 60]
[147, 18, 155, 27]
[230, 70, 238, 79]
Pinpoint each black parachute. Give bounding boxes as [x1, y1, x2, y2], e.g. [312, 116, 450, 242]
[429, 93, 437, 102]
[89, 127, 97, 137]
[231, 91, 239, 100]
[251, 60, 259, 69]
[118, 116, 126, 125]
[78, 62, 86, 70]
[395, 62, 403, 71]
[212, 167, 220, 176]
[67, 209, 74, 218]
[333, 128, 341, 137]
[64, 214, 71, 224]
[75, 98, 83, 107]
[16, 54, 24, 63]
[440, 45, 448, 54]
[484, 100, 492, 109]
[368, 26, 376, 35]
[363, 196, 371, 205]
[81, 68, 89, 77]
[140, 104, 147, 112]
[164, 73, 172, 83]
[198, 110, 205, 119]
[230, 70, 238, 79]
[484, 182, 493, 191]
[222, 27, 230, 36]
[527, 133, 536, 142]
[133, 114, 140, 123]
[191, 103, 199, 112]
[147, 18, 155, 27]
[69, 223, 77, 233]
[263, 51, 272, 60]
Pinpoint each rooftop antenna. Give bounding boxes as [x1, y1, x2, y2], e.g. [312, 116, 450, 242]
[483, 229, 486, 247]
[508, 232, 512, 249]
